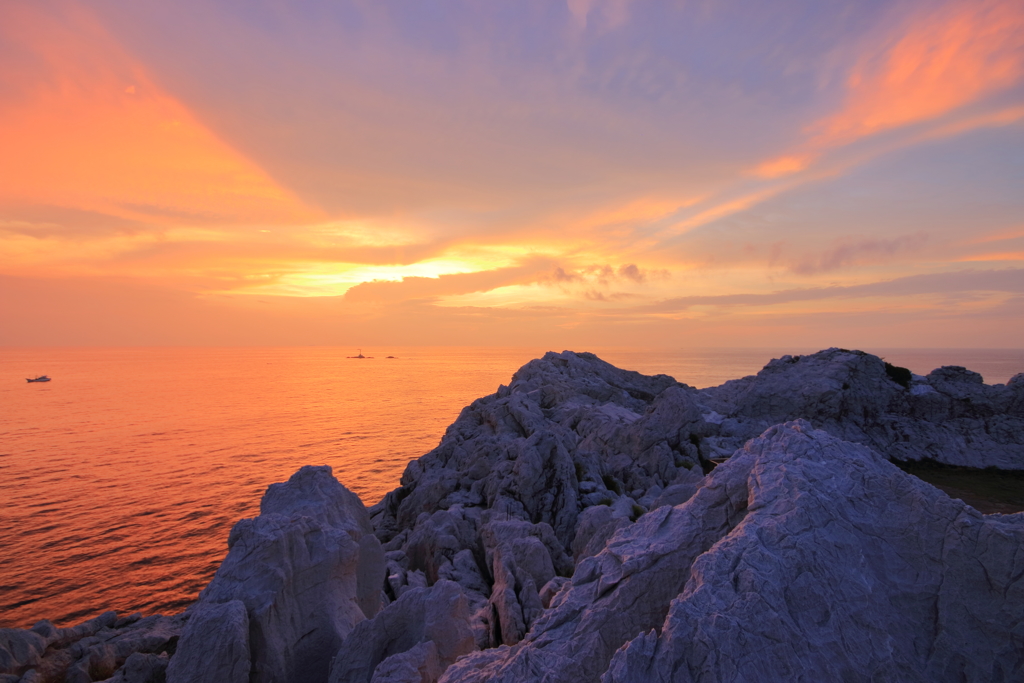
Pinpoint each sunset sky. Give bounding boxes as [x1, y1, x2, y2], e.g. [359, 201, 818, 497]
[2, 0, 1023, 347]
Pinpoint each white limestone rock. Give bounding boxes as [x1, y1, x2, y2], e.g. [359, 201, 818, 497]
[328, 580, 476, 683]
[439, 421, 1024, 683]
[698, 348, 1024, 469]
[366, 349, 1022, 681]
[367, 641, 442, 683]
[438, 425, 753, 683]
[173, 465, 384, 683]
[649, 478, 700, 510]
[371, 351, 690, 549]
[1, 611, 181, 683]
[537, 577, 570, 609]
[15, 349, 1022, 683]
[437, 549, 489, 598]
[605, 421, 1024, 682]
[478, 519, 573, 646]
[165, 600, 249, 683]
[383, 533, 493, 648]
[403, 508, 482, 585]
[570, 505, 629, 562]
[99, 652, 168, 683]
[0, 630, 46, 675]
[360, 353, 699, 667]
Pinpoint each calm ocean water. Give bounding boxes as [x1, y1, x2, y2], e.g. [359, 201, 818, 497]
[2, 346, 1022, 628]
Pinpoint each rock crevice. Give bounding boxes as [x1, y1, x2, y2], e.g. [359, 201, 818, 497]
[11, 349, 1023, 683]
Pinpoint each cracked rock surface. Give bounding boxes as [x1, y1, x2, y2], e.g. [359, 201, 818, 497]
[0, 611, 181, 683]
[442, 421, 1024, 682]
[168, 465, 385, 683]
[9, 349, 1023, 683]
[604, 422, 1024, 683]
[698, 348, 1024, 468]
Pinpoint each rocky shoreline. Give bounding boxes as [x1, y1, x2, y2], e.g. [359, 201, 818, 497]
[3, 348, 1023, 682]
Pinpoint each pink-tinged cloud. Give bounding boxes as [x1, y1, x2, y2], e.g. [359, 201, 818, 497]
[820, 0, 1024, 143]
[642, 268, 1024, 313]
[753, 0, 1024, 179]
[1, 0, 1022, 347]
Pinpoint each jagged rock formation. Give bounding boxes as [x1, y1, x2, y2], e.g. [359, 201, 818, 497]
[9, 349, 1023, 683]
[328, 580, 476, 683]
[168, 465, 385, 683]
[698, 348, 1024, 469]
[607, 436, 1024, 682]
[368, 352, 704, 653]
[0, 611, 181, 683]
[442, 421, 1024, 682]
[164, 601, 248, 683]
[372, 352, 690, 546]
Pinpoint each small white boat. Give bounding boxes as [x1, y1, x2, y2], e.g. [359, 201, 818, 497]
[26, 375, 51, 383]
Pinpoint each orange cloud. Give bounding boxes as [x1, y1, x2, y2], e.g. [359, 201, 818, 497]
[753, 0, 1024, 179]
[752, 155, 812, 179]
[957, 251, 1024, 262]
[581, 196, 693, 230]
[667, 184, 799, 234]
[964, 225, 1024, 245]
[0, 1, 316, 226]
[912, 103, 1024, 142]
[818, 0, 1024, 144]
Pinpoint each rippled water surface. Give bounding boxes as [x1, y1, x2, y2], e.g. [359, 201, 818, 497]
[2, 346, 1021, 628]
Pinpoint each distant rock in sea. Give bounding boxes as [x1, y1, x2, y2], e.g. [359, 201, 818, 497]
[2, 348, 1022, 683]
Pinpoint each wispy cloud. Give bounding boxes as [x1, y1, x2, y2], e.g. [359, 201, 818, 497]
[817, 0, 1024, 144]
[645, 268, 1024, 313]
[754, 0, 1024, 178]
[2, 0, 1022, 346]
[787, 233, 929, 275]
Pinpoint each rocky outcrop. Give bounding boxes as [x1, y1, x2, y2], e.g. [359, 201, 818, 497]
[164, 601, 248, 683]
[606, 420, 1024, 682]
[98, 652, 169, 683]
[328, 580, 476, 683]
[371, 352, 689, 548]
[441, 421, 1024, 682]
[364, 352, 710, 651]
[698, 348, 1024, 469]
[0, 611, 181, 683]
[12, 349, 1023, 683]
[168, 465, 385, 683]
